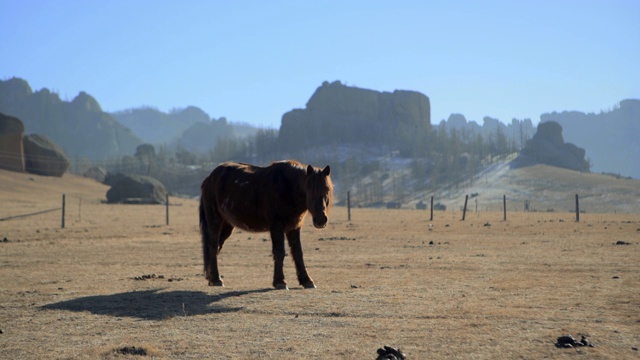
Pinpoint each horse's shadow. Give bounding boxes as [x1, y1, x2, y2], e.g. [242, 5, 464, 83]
[40, 288, 272, 321]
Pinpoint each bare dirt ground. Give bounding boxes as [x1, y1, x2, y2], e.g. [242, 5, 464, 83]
[1, 169, 639, 359]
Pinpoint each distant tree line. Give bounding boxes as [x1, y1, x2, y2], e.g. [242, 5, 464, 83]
[92, 117, 529, 199]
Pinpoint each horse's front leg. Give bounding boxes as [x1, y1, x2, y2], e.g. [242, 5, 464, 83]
[286, 228, 316, 289]
[270, 227, 288, 290]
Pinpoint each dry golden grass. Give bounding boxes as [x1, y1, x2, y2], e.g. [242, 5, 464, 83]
[1, 169, 639, 359]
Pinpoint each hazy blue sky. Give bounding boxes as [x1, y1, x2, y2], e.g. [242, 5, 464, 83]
[2, 0, 638, 128]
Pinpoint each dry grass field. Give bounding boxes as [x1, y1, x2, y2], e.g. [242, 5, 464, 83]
[1, 169, 639, 359]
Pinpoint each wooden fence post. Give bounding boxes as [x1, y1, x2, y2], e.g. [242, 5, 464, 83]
[430, 196, 434, 221]
[462, 194, 468, 221]
[347, 191, 351, 222]
[503, 195, 507, 221]
[575, 194, 579, 222]
[61, 193, 66, 229]
[166, 193, 169, 225]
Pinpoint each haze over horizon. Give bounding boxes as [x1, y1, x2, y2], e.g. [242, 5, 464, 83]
[2, 0, 638, 128]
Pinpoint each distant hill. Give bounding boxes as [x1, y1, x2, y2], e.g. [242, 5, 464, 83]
[176, 117, 236, 152]
[111, 106, 260, 151]
[111, 106, 210, 144]
[540, 99, 640, 178]
[0, 77, 142, 161]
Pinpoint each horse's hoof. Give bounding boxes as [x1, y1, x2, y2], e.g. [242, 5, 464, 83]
[275, 283, 289, 290]
[208, 280, 224, 287]
[302, 281, 316, 289]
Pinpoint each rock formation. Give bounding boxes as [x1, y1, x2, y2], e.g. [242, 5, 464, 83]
[0, 112, 25, 172]
[278, 81, 431, 155]
[516, 121, 589, 172]
[23, 134, 70, 177]
[105, 174, 168, 204]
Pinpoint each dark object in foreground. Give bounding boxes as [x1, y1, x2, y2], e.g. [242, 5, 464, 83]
[376, 345, 406, 359]
[555, 334, 594, 348]
[116, 346, 147, 356]
[200, 160, 333, 289]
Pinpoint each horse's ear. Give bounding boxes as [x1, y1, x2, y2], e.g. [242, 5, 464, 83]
[306, 165, 314, 176]
[322, 165, 331, 176]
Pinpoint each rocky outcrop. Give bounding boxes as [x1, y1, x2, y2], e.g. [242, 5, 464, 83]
[0, 112, 25, 172]
[23, 134, 70, 177]
[516, 121, 589, 172]
[105, 174, 167, 204]
[278, 81, 431, 155]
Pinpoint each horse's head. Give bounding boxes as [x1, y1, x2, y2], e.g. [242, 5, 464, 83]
[305, 164, 333, 229]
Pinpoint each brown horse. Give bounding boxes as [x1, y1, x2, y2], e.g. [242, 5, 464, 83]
[199, 160, 333, 289]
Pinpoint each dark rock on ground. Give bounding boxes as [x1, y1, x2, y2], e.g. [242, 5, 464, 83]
[555, 334, 594, 348]
[376, 345, 406, 360]
[0, 112, 25, 172]
[23, 134, 70, 177]
[116, 346, 147, 356]
[106, 174, 167, 204]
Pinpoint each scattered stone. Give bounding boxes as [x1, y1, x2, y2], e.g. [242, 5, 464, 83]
[615, 240, 631, 245]
[580, 335, 593, 347]
[483, 222, 491, 227]
[428, 240, 434, 245]
[612, 276, 620, 279]
[132, 274, 165, 281]
[555, 334, 594, 348]
[116, 346, 147, 356]
[2, 237, 9, 243]
[318, 236, 356, 241]
[556, 334, 577, 347]
[376, 345, 406, 360]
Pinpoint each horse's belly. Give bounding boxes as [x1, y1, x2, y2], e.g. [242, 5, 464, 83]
[218, 199, 269, 232]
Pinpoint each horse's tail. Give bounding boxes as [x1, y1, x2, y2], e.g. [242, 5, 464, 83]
[199, 192, 211, 275]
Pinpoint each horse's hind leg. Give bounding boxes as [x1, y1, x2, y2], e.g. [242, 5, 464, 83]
[286, 228, 316, 289]
[201, 205, 226, 287]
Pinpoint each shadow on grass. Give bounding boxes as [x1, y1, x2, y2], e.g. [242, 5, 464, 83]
[41, 288, 273, 320]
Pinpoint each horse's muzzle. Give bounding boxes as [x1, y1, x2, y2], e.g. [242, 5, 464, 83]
[313, 215, 328, 228]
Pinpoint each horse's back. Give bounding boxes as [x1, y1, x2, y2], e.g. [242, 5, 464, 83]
[201, 162, 270, 231]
